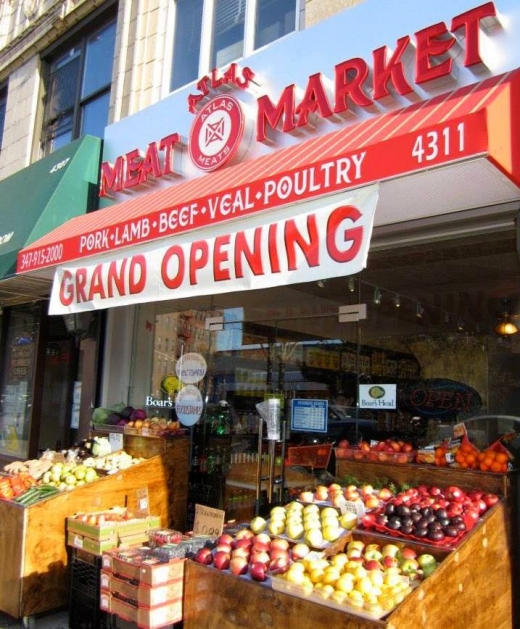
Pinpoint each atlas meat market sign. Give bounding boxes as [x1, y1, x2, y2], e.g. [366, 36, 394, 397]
[99, 2, 499, 198]
[49, 187, 378, 314]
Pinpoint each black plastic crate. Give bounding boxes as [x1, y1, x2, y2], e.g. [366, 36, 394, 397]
[70, 554, 102, 600]
[69, 585, 109, 629]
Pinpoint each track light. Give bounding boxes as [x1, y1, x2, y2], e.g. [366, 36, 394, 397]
[373, 287, 382, 305]
[347, 277, 356, 292]
[393, 294, 401, 308]
[495, 300, 518, 336]
[416, 303, 425, 319]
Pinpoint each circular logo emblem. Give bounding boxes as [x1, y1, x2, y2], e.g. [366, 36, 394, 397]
[189, 95, 244, 172]
[176, 352, 207, 384]
[175, 385, 204, 426]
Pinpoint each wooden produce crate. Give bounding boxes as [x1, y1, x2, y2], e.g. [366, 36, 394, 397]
[183, 501, 513, 629]
[0, 436, 189, 619]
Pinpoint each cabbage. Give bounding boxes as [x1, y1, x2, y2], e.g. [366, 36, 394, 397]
[109, 402, 127, 414]
[92, 407, 111, 425]
[108, 412, 123, 425]
[130, 408, 147, 421]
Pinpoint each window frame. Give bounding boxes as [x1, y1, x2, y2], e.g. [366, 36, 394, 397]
[171, 0, 302, 93]
[40, 4, 117, 155]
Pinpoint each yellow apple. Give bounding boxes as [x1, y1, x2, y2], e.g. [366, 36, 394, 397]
[304, 527, 324, 547]
[323, 525, 342, 542]
[335, 573, 355, 594]
[339, 512, 358, 530]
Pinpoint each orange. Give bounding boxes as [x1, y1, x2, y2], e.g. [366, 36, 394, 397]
[480, 462, 489, 472]
[496, 452, 509, 464]
[490, 461, 502, 473]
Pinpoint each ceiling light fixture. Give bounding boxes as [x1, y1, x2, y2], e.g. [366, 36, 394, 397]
[347, 277, 356, 292]
[373, 287, 382, 305]
[416, 303, 425, 319]
[393, 294, 401, 308]
[317, 280, 326, 289]
[495, 300, 519, 336]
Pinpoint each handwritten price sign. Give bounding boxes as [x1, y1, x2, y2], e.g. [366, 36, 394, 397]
[193, 504, 225, 537]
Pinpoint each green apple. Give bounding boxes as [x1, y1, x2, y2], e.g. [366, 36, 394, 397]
[339, 512, 358, 530]
[304, 527, 324, 547]
[250, 516, 267, 533]
[286, 521, 304, 540]
[417, 554, 438, 577]
[322, 525, 342, 542]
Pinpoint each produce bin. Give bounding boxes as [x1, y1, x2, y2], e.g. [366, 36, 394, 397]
[0, 436, 189, 619]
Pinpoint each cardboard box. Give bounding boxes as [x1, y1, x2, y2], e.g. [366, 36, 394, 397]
[68, 531, 118, 555]
[100, 591, 183, 628]
[100, 571, 183, 607]
[110, 551, 185, 586]
[67, 512, 160, 541]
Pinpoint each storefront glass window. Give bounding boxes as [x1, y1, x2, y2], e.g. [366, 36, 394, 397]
[171, 0, 204, 91]
[0, 305, 40, 459]
[212, 0, 246, 68]
[128, 230, 520, 458]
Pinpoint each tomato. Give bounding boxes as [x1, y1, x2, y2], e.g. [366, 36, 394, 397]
[482, 493, 500, 508]
[428, 486, 442, 496]
[467, 489, 484, 501]
[472, 498, 488, 515]
[445, 486, 465, 502]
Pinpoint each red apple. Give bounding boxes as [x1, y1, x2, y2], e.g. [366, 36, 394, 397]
[291, 543, 310, 560]
[232, 546, 251, 560]
[398, 547, 417, 560]
[234, 537, 254, 549]
[229, 556, 248, 576]
[254, 533, 272, 546]
[250, 550, 271, 567]
[249, 561, 267, 582]
[269, 548, 290, 563]
[378, 488, 394, 501]
[269, 556, 290, 574]
[215, 542, 233, 554]
[251, 540, 271, 554]
[217, 533, 235, 547]
[270, 538, 290, 551]
[383, 555, 399, 568]
[194, 548, 213, 565]
[338, 439, 350, 448]
[213, 551, 231, 570]
[235, 528, 255, 541]
[364, 559, 383, 570]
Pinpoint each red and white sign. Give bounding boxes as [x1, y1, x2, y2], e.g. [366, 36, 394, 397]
[49, 185, 379, 314]
[189, 95, 245, 171]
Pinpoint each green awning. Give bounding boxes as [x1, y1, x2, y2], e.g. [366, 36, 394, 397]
[0, 135, 102, 282]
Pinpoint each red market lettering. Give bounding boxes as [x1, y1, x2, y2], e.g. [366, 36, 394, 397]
[160, 204, 363, 289]
[409, 388, 474, 413]
[257, 2, 497, 141]
[59, 256, 147, 306]
[99, 133, 182, 198]
[188, 63, 256, 113]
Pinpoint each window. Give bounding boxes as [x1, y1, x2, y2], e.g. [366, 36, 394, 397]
[171, 0, 299, 92]
[0, 83, 7, 150]
[41, 17, 116, 155]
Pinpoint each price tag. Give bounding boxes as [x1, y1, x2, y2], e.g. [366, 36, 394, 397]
[193, 504, 225, 538]
[109, 432, 124, 452]
[135, 488, 149, 518]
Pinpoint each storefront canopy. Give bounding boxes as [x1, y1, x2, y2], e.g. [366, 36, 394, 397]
[0, 135, 102, 306]
[17, 70, 520, 278]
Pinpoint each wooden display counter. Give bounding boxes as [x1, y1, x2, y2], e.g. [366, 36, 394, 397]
[183, 457, 516, 628]
[0, 435, 189, 619]
[183, 501, 512, 629]
[335, 458, 511, 497]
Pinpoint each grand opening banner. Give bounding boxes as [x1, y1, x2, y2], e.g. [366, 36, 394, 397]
[49, 185, 379, 314]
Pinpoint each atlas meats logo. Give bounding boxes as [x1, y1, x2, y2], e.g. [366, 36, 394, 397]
[188, 94, 245, 172]
[188, 64, 254, 171]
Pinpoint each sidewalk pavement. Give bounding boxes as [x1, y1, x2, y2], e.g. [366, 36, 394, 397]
[0, 609, 69, 629]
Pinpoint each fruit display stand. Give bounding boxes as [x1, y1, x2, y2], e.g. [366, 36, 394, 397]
[182, 465, 515, 628]
[0, 435, 189, 620]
